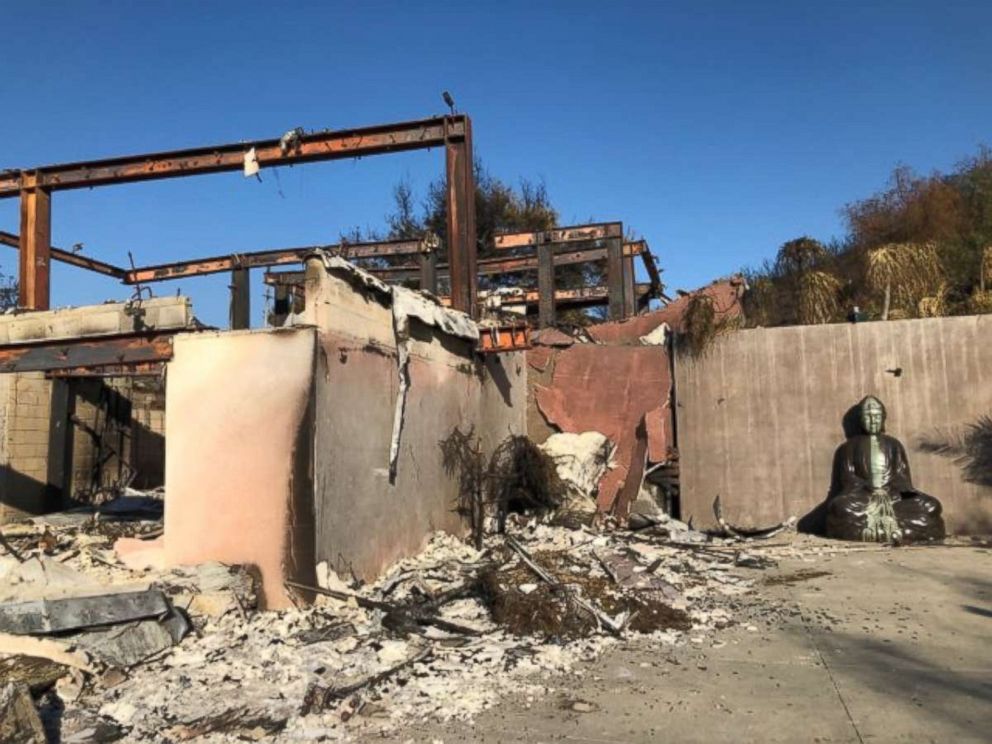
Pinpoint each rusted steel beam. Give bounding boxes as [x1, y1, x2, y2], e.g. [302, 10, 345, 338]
[305, 241, 650, 285]
[0, 332, 174, 374]
[623, 255, 637, 317]
[638, 241, 663, 297]
[0, 117, 468, 197]
[439, 283, 654, 309]
[264, 270, 305, 286]
[123, 238, 423, 284]
[445, 118, 477, 316]
[418, 250, 438, 295]
[18, 188, 51, 310]
[230, 268, 250, 330]
[606, 237, 625, 320]
[46, 361, 165, 378]
[537, 242, 555, 328]
[262, 267, 655, 313]
[0, 231, 127, 279]
[263, 241, 650, 289]
[493, 222, 623, 250]
[476, 241, 645, 274]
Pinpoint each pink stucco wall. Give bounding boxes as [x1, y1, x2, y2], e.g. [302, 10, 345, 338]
[163, 328, 316, 609]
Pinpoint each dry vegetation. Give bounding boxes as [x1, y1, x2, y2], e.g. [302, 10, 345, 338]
[743, 148, 992, 326]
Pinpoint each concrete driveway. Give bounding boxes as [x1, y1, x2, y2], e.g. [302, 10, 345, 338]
[386, 540, 992, 743]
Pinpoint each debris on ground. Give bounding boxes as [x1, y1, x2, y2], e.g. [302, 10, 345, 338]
[0, 483, 921, 742]
[0, 682, 47, 744]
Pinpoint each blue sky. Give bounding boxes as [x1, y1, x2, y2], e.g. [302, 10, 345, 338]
[1, 1, 989, 326]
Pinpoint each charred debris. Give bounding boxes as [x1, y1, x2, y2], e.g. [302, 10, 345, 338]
[0, 442, 800, 742]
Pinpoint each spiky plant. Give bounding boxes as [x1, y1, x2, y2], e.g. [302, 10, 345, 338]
[969, 290, 992, 314]
[981, 245, 992, 293]
[866, 242, 945, 319]
[918, 283, 949, 318]
[797, 270, 841, 325]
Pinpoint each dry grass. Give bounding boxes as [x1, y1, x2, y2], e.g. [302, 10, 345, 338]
[797, 270, 841, 325]
[968, 290, 992, 314]
[917, 282, 949, 317]
[678, 292, 741, 358]
[867, 242, 945, 318]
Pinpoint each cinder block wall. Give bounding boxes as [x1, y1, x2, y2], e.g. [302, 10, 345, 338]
[0, 372, 54, 522]
[676, 315, 992, 534]
[68, 378, 166, 496]
[0, 372, 168, 523]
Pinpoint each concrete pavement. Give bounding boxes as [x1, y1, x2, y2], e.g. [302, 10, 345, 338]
[384, 540, 992, 743]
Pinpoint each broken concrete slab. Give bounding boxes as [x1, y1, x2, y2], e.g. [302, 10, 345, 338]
[73, 608, 190, 667]
[0, 682, 47, 744]
[0, 556, 111, 603]
[531, 328, 575, 347]
[0, 588, 171, 635]
[157, 561, 258, 619]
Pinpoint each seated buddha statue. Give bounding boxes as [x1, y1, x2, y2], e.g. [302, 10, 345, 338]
[825, 395, 945, 543]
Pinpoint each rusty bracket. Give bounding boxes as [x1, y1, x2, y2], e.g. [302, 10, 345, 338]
[476, 324, 531, 354]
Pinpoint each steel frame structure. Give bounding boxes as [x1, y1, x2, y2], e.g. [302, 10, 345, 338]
[0, 115, 477, 316]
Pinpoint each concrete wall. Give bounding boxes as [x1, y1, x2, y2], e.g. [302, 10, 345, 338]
[0, 296, 192, 344]
[163, 328, 317, 609]
[303, 260, 526, 582]
[676, 315, 992, 534]
[0, 373, 56, 522]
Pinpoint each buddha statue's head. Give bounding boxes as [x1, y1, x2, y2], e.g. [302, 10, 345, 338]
[859, 395, 886, 435]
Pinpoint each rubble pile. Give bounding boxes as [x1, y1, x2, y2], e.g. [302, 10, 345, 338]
[0, 492, 785, 742]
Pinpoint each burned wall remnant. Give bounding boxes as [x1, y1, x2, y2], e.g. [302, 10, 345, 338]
[163, 328, 317, 609]
[676, 314, 992, 534]
[529, 341, 672, 516]
[0, 298, 190, 522]
[302, 255, 526, 583]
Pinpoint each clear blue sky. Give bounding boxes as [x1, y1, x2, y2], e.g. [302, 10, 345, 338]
[1, 1, 989, 326]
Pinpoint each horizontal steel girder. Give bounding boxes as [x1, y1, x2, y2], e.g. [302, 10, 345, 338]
[0, 116, 468, 197]
[0, 332, 175, 374]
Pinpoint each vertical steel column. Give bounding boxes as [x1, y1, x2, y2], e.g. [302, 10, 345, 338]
[623, 255, 637, 317]
[606, 236, 625, 320]
[537, 241, 556, 327]
[419, 250, 438, 295]
[445, 117, 478, 317]
[230, 267, 250, 329]
[18, 185, 51, 310]
[46, 379, 74, 510]
[272, 284, 290, 327]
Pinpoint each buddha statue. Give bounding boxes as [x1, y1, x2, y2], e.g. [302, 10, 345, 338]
[825, 395, 945, 543]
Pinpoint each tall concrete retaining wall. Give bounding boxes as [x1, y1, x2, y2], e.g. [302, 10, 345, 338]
[676, 315, 992, 534]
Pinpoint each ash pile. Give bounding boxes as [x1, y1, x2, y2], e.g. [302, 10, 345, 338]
[1, 436, 779, 743]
